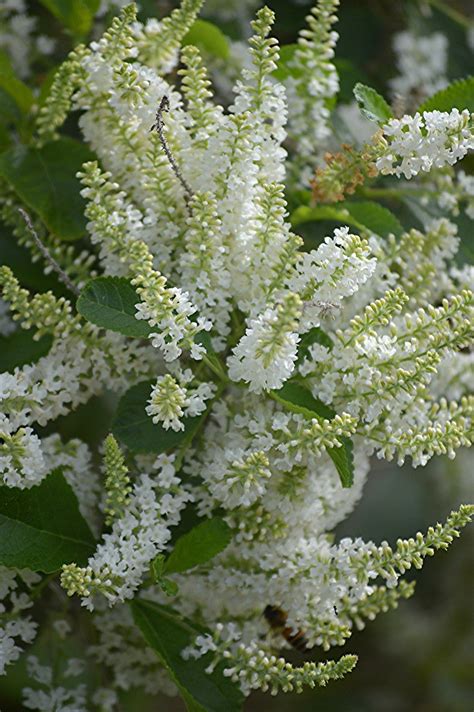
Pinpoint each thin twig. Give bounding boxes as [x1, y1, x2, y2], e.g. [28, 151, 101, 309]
[424, 0, 472, 29]
[18, 208, 80, 297]
[150, 96, 194, 213]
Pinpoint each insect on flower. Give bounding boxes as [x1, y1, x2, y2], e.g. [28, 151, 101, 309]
[264, 605, 309, 653]
[303, 299, 340, 319]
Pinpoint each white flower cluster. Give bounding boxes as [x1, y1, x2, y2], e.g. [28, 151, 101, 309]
[427, 168, 474, 219]
[0, 423, 47, 489]
[287, 226, 377, 328]
[22, 655, 87, 712]
[298, 226, 473, 467]
[0, 568, 39, 675]
[0, 1, 473, 705]
[228, 294, 302, 393]
[146, 369, 216, 431]
[187, 394, 364, 531]
[61, 455, 191, 609]
[0, 266, 155, 489]
[376, 109, 474, 179]
[284, 0, 340, 185]
[390, 31, 448, 103]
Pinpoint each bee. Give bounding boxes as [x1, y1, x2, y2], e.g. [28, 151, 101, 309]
[303, 299, 339, 320]
[263, 605, 308, 653]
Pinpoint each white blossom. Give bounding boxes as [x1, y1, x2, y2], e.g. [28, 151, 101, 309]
[376, 109, 474, 179]
[390, 31, 448, 102]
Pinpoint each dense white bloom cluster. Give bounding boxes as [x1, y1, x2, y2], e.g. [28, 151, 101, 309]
[377, 109, 474, 179]
[0, 1, 473, 706]
[287, 227, 376, 324]
[61, 455, 191, 609]
[147, 369, 216, 431]
[0, 267, 155, 490]
[390, 31, 448, 103]
[228, 294, 302, 392]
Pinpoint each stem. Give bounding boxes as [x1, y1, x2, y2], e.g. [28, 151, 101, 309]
[202, 353, 231, 383]
[29, 572, 58, 601]
[424, 0, 472, 29]
[358, 186, 435, 201]
[150, 96, 194, 215]
[18, 208, 80, 297]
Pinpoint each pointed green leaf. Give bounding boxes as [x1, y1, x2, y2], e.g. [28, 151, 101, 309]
[291, 205, 354, 229]
[0, 50, 35, 116]
[341, 201, 404, 238]
[0, 470, 96, 572]
[291, 201, 403, 238]
[418, 76, 474, 113]
[271, 381, 336, 421]
[271, 382, 354, 488]
[112, 381, 204, 454]
[353, 82, 393, 124]
[0, 330, 53, 372]
[38, 0, 99, 37]
[183, 20, 229, 59]
[327, 436, 354, 489]
[77, 277, 152, 338]
[131, 599, 244, 712]
[0, 139, 94, 241]
[163, 518, 232, 575]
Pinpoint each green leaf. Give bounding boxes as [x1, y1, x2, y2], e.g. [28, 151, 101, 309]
[0, 330, 53, 372]
[341, 201, 404, 238]
[183, 20, 229, 60]
[131, 599, 244, 712]
[273, 43, 300, 81]
[150, 556, 180, 596]
[327, 436, 354, 489]
[163, 517, 232, 575]
[418, 75, 474, 113]
[271, 382, 354, 488]
[296, 326, 333, 366]
[291, 205, 355, 229]
[353, 82, 393, 124]
[0, 50, 35, 116]
[271, 381, 336, 421]
[112, 381, 204, 454]
[0, 139, 94, 241]
[37, 0, 99, 37]
[0, 88, 22, 127]
[77, 277, 151, 338]
[0, 470, 96, 572]
[291, 201, 403, 238]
